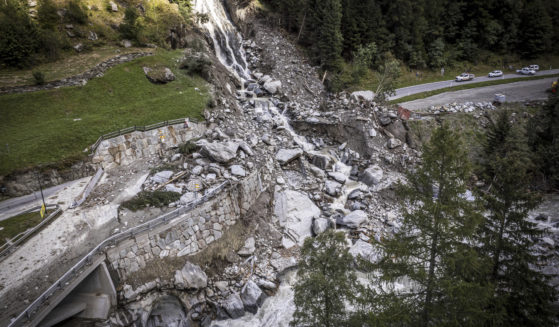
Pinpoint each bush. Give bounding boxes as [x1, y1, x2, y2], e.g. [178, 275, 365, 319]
[66, 0, 88, 24]
[33, 71, 45, 85]
[120, 7, 139, 41]
[0, 0, 40, 67]
[179, 54, 211, 80]
[178, 140, 199, 155]
[38, 0, 59, 30]
[38, 28, 62, 61]
[121, 191, 181, 211]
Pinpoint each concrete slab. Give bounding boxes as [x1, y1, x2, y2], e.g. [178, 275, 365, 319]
[38, 302, 86, 327]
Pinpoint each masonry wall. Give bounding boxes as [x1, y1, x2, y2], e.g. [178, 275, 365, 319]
[92, 123, 206, 169]
[104, 169, 263, 281]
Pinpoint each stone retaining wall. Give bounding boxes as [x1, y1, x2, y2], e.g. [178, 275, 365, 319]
[105, 169, 264, 281]
[92, 123, 206, 169]
[0, 52, 153, 95]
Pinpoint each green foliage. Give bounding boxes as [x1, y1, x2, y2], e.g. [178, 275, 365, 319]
[477, 110, 557, 326]
[121, 190, 180, 211]
[374, 58, 401, 102]
[0, 0, 40, 67]
[307, 0, 343, 71]
[37, 0, 60, 30]
[120, 7, 139, 42]
[180, 54, 212, 80]
[370, 125, 489, 327]
[66, 0, 88, 24]
[351, 42, 377, 83]
[528, 79, 559, 189]
[33, 71, 45, 85]
[291, 230, 362, 327]
[177, 140, 199, 155]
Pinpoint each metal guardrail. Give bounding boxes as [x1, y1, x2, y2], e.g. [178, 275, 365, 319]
[0, 205, 62, 262]
[7, 180, 231, 327]
[89, 117, 200, 155]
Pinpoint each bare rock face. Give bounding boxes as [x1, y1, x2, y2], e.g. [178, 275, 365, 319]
[142, 67, 176, 84]
[274, 190, 320, 245]
[174, 262, 207, 289]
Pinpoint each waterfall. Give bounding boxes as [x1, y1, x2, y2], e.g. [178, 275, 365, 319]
[193, 0, 250, 80]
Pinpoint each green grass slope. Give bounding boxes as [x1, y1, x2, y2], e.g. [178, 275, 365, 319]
[0, 49, 209, 175]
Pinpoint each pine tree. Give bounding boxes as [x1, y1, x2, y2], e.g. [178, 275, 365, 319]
[307, 0, 343, 71]
[291, 230, 362, 327]
[518, 0, 552, 58]
[478, 110, 557, 326]
[369, 124, 489, 327]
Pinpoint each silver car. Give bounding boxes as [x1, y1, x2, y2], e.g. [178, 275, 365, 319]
[516, 67, 536, 75]
[488, 70, 503, 77]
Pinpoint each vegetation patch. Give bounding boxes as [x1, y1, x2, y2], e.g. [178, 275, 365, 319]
[121, 190, 181, 211]
[0, 49, 209, 176]
[177, 140, 200, 156]
[0, 211, 42, 246]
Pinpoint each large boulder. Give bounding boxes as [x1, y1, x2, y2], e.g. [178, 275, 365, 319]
[328, 171, 347, 184]
[221, 293, 245, 319]
[199, 141, 239, 163]
[143, 67, 175, 84]
[276, 148, 303, 165]
[324, 180, 341, 197]
[174, 262, 207, 289]
[351, 90, 374, 102]
[360, 165, 383, 186]
[263, 80, 282, 94]
[308, 151, 331, 170]
[338, 210, 367, 228]
[388, 138, 403, 149]
[240, 280, 264, 314]
[274, 190, 320, 245]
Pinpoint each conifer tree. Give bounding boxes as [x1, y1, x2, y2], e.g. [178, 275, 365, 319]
[479, 110, 557, 326]
[307, 0, 343, 71]
[291, 230, 361, 327]
[369, 125, 489, 327]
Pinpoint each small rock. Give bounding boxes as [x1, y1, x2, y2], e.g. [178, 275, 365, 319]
[241, 281, 264, 314]
[313, 218, 330, 235]
[222, 293, 244, 319]
[338, 210, 367, 228]
[237, 237, 255, 256]
[276, 148, 303, 165]
[109, 1, 118, 11]
[360, 165, 383, 186]
[174, 262, 207, 289]
[73, 43, 83, 52]
[230, 165, 246, 177]
[387, 138, 403, 149]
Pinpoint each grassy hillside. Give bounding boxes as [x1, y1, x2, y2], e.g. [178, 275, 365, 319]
[0, 49, 209, 175]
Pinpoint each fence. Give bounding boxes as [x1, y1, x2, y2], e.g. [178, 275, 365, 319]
[70, 168, 104, 209]
[89, 117, 200, 155]
[7, 179, 231, 327]
[0, 204, 62, 263]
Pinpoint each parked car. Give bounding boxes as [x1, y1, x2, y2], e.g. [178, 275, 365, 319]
[517, 67, 536, 75]
[529, 64, 540, 71]
[455, 73, 475, 81]
[488, 70, 503, 77]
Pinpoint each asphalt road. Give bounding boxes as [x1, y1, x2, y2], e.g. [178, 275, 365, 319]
[399, 77, 555, 111]
[390, 69, 559, 100]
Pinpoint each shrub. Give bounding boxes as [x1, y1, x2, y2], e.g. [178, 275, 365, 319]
[179, 54, 211, 80]
[66, 0, 88, 24]
[33, 71, 45, 85]
[38, 0, 59, 30]
[120, 7, 139, 41]
[38, 28, 62, 61]
[121, 191, 180, 211]
[178, 140, 199, 155]
[0, 0, 40, 67]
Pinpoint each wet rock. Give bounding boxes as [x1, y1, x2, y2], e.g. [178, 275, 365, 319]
[360, 165, 383, 186]
[199, 141, 239, 163]
[276, 148, 303, 165]
[240, 281, 264, 314]
[328, 171, 347, 184]
[230, 165, 246, 177]
[338, 210, 367, 228]
[313, 218, 330, 235]
[151, 170, 173, 183]
[221, 293, 244, 319]
[237, 237, 255, 256]
[174, 262, 207, 289]
[325, 180, 341, 197]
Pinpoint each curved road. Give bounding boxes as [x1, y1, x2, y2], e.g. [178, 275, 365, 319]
[390, 69, 559, 100]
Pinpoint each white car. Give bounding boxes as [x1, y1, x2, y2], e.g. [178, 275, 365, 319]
[517, 67, 536, 75]
[455, 73, 475, 81]
[488, 70, 503, 77]
[529, 64, 540, 71]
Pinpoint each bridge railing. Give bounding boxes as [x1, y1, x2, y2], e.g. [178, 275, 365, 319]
[89, 117, 200, 155]
[7, 180, 230, 327]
